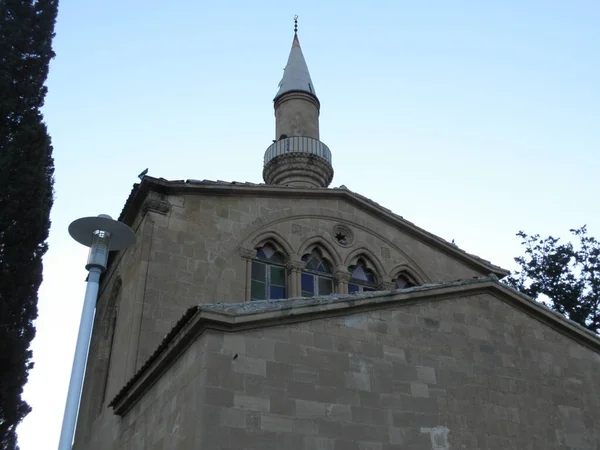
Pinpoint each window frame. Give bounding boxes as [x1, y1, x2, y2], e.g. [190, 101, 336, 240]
[348, 258, 378, 294]
[300, 249, 334, 298]
[250, 244, 287, 301]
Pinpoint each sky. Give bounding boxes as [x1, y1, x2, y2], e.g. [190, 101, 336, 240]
[16, 0, 600, 448]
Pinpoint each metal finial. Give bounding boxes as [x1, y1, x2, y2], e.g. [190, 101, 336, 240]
[294, 15, 298, 34]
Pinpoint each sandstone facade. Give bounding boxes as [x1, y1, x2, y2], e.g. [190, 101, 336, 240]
[76, 279, 600, 450]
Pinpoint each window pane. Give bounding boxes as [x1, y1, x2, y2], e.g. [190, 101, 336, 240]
[350, 262, 376, 285]
[351, 265, 368, 281]
[395, 277, 409, 289]
[301, 273, 314, 294]
[251, 280, 266, 300]
[260, 244, 275, 259]
[365, 271, 376, 284]
[270, 266, 286, 287]
[318, 277, 333, 295]
[270, 285, 286, 300]
[270, 252, 286, 264]
[348, 284, 360, 293]
[251, 261, 266, 281]
[305, 255, 319, 271]
[320, 259, 332, 273]
[257, 245, 285, 264]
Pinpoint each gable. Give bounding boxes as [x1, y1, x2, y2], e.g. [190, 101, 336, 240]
[119, 177, 506, 277]
[117, 177, 505, 292]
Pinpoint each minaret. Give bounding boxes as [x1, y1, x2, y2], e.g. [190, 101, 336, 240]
[263, 17, 334, 188]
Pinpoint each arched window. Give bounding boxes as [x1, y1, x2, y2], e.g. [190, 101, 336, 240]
[394, 273, 418, 289]
[251, 243, 287, 301]
[301, 249, 333, 297]
[348, 259, 378, 293]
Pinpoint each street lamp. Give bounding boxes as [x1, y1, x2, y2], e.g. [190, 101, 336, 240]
[58, 215, 135, 450]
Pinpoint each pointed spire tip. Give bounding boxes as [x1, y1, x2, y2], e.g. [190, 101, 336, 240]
[294, 15, 298, 34]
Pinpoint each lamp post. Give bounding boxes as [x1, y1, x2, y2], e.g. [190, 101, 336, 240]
[58, 215, 135, 450]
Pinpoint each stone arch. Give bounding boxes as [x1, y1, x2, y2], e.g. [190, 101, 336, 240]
[213, 211, 434, 303]
[344, 246, 386, 280]
[389, 263, 430, 285]
[248, 230, 294, 259]
[298, 236, 342, 268]
[99, 278, 121, 407]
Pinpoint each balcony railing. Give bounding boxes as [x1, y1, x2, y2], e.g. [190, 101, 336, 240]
[264, 136, 332, 166]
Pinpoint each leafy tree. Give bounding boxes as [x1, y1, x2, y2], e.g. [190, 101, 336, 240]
[505, 226, 599, 334]
[0, 0, 58, 448]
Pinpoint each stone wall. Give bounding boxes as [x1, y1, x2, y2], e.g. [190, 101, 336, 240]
[136, 191, 487, 371]
[81, 290, 599, 450]
[74, 187, 505, 449]
[194, 295, 599, 449]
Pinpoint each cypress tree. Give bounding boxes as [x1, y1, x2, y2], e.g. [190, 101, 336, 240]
[0, 1, 58, 448]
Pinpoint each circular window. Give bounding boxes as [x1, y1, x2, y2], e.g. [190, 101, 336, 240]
[331, 224, 354, 247]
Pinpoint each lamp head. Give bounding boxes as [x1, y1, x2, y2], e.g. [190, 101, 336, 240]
[69, 215, 135, 271]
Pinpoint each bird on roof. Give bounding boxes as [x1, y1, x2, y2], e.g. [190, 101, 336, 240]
[138, 168, 148, 180]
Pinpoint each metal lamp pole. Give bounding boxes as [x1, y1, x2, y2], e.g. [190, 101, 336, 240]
[58, 215, 135, 450]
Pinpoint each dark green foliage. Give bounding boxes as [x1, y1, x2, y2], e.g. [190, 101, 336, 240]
[505, 226, 600, 334]
[0, 1, 58, 448]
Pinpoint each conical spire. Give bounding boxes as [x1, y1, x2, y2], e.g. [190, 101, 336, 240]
[274, 18, 317, 100]
[263, 18, 333, 188]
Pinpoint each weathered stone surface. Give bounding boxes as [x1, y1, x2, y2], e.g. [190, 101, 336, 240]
[74, 289, 600, 450]
[75, 177, 511, 445]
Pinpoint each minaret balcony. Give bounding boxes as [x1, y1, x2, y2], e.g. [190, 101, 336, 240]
[264, 136, 332, 166]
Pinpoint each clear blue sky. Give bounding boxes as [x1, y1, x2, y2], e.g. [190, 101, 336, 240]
[18, 1, 600, 448]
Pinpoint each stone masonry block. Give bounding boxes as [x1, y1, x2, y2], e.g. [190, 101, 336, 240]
[265, 361, 293, 382]
[290, 329, 315, 347]
[351, 406, 387, 426]
[415, 366, 436, 384]
[296, 399, 327, 419]
[325, 404, 352, 422]
[270, 395, 296, 416]
[233, 356, 267, 377]
[358, 442, 382, 450]
[293, 418, 319, 436]
[382, 346, 406, 363]
[260, 414, 294, 433]
[245, 337, 275, 360]
[294, 366, 319, 384]
[204, 387, 234, 407]
[410, 382, 429, 398]
[334, 439, 360, 450]
[304, 436, 335, 450]
[234, 394, 270, 412]
[220, 407, 246, 429]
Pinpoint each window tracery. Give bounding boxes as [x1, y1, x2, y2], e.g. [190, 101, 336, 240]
[250, 243, 287, 300]
[300, 248, 333, 297]
[393, 271, 419, 289]
[348, 258, 378, 293]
